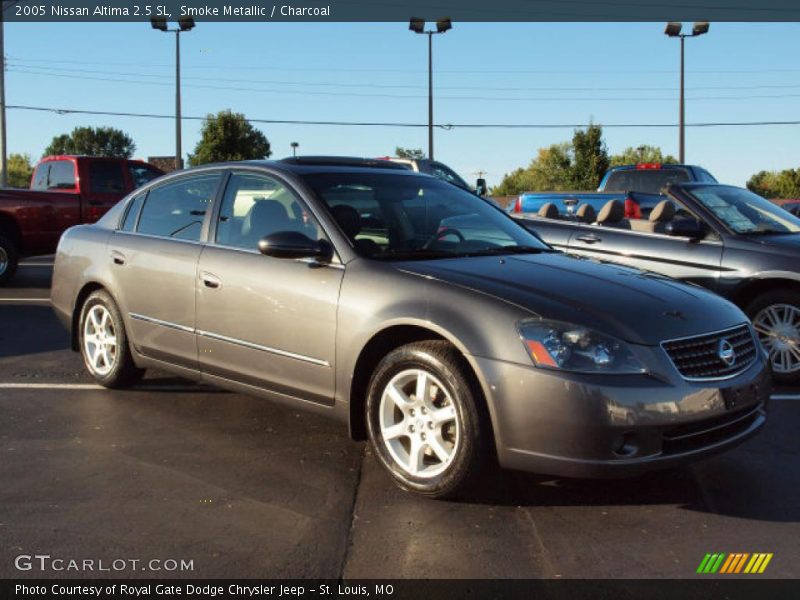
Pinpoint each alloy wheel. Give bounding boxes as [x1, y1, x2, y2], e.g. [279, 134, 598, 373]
[83, 304, 118, 376]
[378, 368, 460, 478]
[752, 303, 800, 373]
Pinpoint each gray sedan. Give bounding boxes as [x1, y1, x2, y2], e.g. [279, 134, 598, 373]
[51, 158, 770, 498]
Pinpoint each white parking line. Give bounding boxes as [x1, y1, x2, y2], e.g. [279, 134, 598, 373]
[18, 263, 54, 267]
[770, 394, 800, 401]
[0, 298, 50, 303]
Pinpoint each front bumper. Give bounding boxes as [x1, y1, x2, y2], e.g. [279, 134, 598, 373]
[473, 353, 770, 478]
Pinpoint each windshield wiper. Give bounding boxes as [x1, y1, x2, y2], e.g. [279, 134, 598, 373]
[371, 249, 459, 261]
[462, 245, 551, 257]
[741, 229, 790, 236]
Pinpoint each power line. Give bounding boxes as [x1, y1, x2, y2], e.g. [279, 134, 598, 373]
[8, 67, 800, 102]
[7, 61, 800, 93]
[7, 104, 800, 129]
[10, 55, 800, 76]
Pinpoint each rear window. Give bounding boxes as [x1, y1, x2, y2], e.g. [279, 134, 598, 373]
[89, 161, 126, 194]
[129, 164, 163, 188]
[31, 164, 49, 190]
[603, 169, 691, 194]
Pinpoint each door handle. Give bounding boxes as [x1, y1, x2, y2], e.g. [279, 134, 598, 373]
[110, 250, 126, 265]
[200, 272, 221, 289]
[575, 234, 602, 244]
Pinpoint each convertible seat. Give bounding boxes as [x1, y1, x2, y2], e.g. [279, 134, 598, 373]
[629, 200, 676, 234]
[538, 203, 560, 219]
[576, 203, 597, 224]
[596, 199, 630, 229]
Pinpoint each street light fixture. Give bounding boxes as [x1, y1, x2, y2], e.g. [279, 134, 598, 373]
[665, 21, 709, 163]
[151, 16, 195, 170]
[409, 17, 452, 160]
[290, 142, 299, 157]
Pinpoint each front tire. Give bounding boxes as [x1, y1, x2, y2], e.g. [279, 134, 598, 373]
[365, 341, 488, 499]
[0, 233, 19, 286]
[746, 290, 800, 384]
[79, 290, 144, 388]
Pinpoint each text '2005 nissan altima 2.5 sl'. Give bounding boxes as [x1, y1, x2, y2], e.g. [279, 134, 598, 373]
[50, 157, 770, 498]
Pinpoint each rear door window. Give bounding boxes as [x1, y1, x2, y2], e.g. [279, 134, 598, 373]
[89, 161, 126, 194]
[136, 173, 221, 241]
[120, 192, 147, 232]
[47, 161, 76, 190]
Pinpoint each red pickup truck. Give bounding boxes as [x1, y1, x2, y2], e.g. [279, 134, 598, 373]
[0, 155, 163, 284]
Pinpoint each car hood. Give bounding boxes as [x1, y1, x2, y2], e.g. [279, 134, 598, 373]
[398, 252, 746, 346]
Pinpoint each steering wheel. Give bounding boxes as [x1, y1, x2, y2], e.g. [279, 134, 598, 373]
[423, 227, 465, 249]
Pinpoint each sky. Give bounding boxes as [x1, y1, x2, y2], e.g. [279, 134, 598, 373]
[4, 21, 799, 187]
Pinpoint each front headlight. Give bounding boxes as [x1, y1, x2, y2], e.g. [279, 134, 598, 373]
[518, 319, 646, 375]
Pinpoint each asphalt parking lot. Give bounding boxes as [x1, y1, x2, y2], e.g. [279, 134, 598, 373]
[1, 260, 798, 579]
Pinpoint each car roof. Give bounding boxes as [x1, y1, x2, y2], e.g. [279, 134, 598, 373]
[610, 164, 699, 172]
[188, 156, 419, 177]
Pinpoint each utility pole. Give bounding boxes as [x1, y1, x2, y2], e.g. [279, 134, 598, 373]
[0, 4, 7, 187]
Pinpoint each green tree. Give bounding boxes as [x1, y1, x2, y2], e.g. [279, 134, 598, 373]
[395, 147, 426, 159]
[189, 110, 271, 166]
[7, 153, 34, 188]
[747, 168, 800, 199]
[610, 145, 678, 167]
[44, 126, 135, 158]
[492, 144, 573, 196]
[571, 123, 609, 190]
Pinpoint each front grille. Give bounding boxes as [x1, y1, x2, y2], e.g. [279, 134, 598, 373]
[661, 404, 763, 455]
[661, 324, 757, 380]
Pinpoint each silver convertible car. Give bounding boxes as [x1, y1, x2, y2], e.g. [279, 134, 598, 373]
[51, 157, 770, 498]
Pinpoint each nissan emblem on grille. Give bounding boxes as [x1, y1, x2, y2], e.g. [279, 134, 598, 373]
[718, 339, 736, 367]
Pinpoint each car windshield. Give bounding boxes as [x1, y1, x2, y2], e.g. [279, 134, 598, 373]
[603, 168, 693, 194]
[687, 185, 800, 235]
[302, 172, 550, 260]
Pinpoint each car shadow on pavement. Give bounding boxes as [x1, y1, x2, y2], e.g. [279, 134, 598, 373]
[454, 440, 799, 523]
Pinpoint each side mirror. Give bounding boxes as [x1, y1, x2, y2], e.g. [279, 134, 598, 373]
[475, 178, 488, 197]
[258, 231, 333, 261]
[666, 218, 705, 241]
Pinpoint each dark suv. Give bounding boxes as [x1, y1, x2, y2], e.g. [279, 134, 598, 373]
[519, 183, 800, 383]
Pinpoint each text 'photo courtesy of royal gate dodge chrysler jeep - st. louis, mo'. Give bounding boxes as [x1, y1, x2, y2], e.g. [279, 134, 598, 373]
[49, 157, 771, 498]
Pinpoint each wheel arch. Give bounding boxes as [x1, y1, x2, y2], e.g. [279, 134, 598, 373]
[730, 276, 800, 311]
[347, 323, 493, 443]
[70, 281, 113, 351]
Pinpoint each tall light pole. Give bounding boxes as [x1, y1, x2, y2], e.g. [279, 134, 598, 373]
[409, 17, 452, 161]
[665, 21, 709, 164]
[0, 3, 8, 187]
[151, 16, 195, 171]
[291, 141, 299, 157]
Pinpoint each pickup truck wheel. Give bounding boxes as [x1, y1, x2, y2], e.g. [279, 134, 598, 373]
[747, 291, 800, 384]
[79, 290, 144, 388]
[0, 234, 19, 286]
[365, 341, 488, 499]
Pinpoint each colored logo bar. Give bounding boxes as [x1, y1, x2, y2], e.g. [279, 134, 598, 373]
[697, 553, 773, 574]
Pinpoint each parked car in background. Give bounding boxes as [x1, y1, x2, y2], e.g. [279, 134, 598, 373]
[380, 156, 489, 197]
[508, 163, 718, 219]
[0, 155, 163, 284]
[777, 199, 800, 217]
[517, 182, 800, 383]
[51, 157, 768, 498]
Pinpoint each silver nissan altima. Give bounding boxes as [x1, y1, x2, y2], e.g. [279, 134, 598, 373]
[50, 157, 770, 498]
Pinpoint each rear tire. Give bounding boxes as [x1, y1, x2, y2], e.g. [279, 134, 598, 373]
[746, 290, 800, 385]
[79, 290, 144, 388]
[0, 233, 19, 286]
[365, 341, 489, 499]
